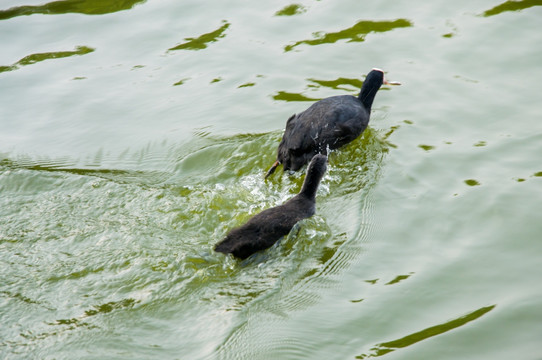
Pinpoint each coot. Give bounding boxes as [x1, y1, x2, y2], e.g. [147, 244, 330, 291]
[265, 68, 399, 178]
[215, 154, 328, 259]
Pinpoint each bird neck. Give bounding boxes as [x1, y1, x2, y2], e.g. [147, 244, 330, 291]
[300, 162, 325, 200]
[358, 84, 379, 111]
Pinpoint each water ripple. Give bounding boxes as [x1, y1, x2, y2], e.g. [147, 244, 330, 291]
[481, 0, 542, 17]
[1, 127, 388, 358]
[0, 0, 146, 20]
[356, 305, 496, 358]
[284, 19, 413, 52]
[0, 46, 94, 74]
[168, 21, 230, 52]
[275, 4, 307, 17]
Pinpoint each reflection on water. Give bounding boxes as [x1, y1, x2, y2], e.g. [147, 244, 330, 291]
[356, 305, 496, 358]
[272, 91, 320, 102]
[0, 46, 94, 74]
[385, 273, 413, 285]
[173, 78, 190, 86]
[168, 21, 230, 51]
[418, 144, 436, 152]
[273, 75, 393, 102]
[51, 298, 137, 328]
[284, 19, 412, 52]
[83, 298, 137, 316]
[238, 82, 256, 88]
[481, 0, 542, 17]
[307, 77, 363, 91]
[274, 4, 307, 16]
[0, 0, 146, 20]
[464, 179, 481, 186]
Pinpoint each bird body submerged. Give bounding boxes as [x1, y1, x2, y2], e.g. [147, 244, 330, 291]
[277, 95, 368, 171]
[215, 154, 327, 259]
[266, 68, 395, 178]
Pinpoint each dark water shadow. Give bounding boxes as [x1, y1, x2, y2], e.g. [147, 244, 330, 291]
[356, 305, 496, 358]
[168, 21, 230, 51]
[0, 46, 94, 74]
[284, 19, 412, 52]
[0, 0, 146, 20]
[481, 0, 542, 17]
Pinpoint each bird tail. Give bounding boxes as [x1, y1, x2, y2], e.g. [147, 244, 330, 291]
[264, 160, 280, 179]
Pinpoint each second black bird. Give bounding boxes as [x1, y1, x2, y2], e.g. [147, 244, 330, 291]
[215, 154, 328, 259]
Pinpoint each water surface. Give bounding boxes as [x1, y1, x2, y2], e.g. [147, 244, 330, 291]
[1, 0, 542, 359]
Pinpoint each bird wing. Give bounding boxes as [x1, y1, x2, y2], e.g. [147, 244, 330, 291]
[277, 114, 320, 170]
[282, 98, 365, 150]
[275, 96, 367, 170]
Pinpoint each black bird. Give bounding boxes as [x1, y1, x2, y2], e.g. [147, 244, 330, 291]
[215, 154, 328, 259]
[265, 68, 399, 178]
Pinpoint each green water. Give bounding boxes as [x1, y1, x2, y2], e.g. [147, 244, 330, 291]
[1, 0, 542, 359]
